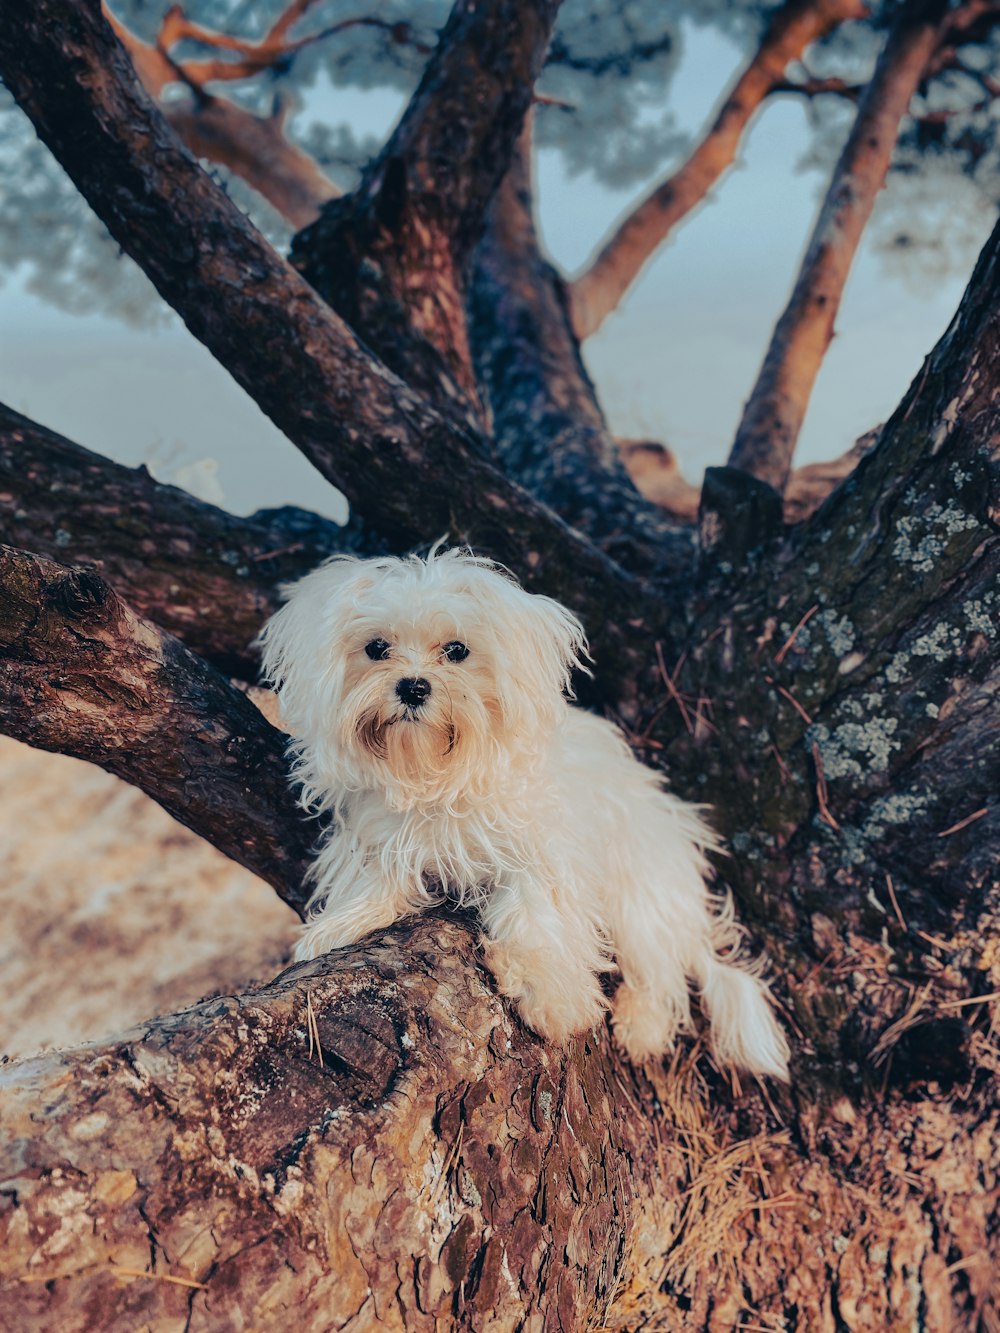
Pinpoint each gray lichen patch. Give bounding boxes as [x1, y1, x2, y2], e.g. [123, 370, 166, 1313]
[808, 716, 900, 783]
[892, 501, 980, 574]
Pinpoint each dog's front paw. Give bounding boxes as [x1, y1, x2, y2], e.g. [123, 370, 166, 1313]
[612, 984, 685, 1062]
[482, 938, 607, 1044]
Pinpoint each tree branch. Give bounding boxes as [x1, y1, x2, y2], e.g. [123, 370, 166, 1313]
[0, 0, 654, 681]
[104, 4, 339, 229]
[566, 0, 867, 341]
[469, 131, 695, 576]
[728, 0, 947, 493]
[0, 913, 669, 1329]
[0, 544, 312, 911]
[291, 0, 562, 421]
[0, 402, 368, 677]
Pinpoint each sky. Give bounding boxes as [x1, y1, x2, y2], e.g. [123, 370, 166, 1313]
[0, 22, 991, 521]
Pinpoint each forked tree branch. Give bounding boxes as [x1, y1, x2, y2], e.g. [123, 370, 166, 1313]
[566, 0, 867, 341]
[0, 0, 656, 681]
[291, 0, 562, 419]
[0, 544, 312, 912]
[0, 402, 367, 676]
[727, 0, 947, 492]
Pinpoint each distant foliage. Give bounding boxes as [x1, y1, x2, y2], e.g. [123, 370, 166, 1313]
[3, 0, 1000, 324]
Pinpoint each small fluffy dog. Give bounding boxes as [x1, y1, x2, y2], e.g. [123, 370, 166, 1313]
[259, 548, 789, 1079]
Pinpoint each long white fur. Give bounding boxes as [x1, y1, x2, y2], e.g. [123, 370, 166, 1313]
[258, 547, 789, 1080]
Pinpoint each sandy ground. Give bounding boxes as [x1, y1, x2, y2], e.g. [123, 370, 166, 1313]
[0, 735, 299, 1061]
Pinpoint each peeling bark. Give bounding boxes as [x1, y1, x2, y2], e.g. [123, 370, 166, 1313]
[567, 0, 866, 341]
[0, 544, 312, 911]
[728, 0, 946, 492]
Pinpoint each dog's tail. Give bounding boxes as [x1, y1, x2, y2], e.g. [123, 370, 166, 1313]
[692, 895, 789, 1080]
[697, 954, 790, 1081]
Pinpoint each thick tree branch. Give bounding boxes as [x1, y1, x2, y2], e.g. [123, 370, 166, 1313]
[728, 0, 947, 493]
[0, 914, 673, 1330]
[0, 403, 372, 677]
[645, 214, 1000, 1095]
[566, 0, 867, 341]
[0, 544, 312, 912]
[0, 0, 657, 683]
[291, 0, 562, 420]
[469, 132, 695, 575]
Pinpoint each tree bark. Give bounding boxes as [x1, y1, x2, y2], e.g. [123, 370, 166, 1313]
[3, 2, 999, 1328]
[728, 0, 946, 492]
[0, 914, 661, 1333]
[566, 0, 867, 341]
[291, 0, 562, 423]
[0, 544, 312, 911]
[0, 403, 366, 677]
[469, 132, 696, 576]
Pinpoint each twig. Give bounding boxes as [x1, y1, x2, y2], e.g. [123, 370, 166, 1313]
[108, 1265, 207, 1290]
[937, 807, 988, 838]
[775, 682, 813, 725]
[773, 604, 819, 665]
[654, 639, 693, 734]
[305, 989, 323, 1064]
[811, 742, 840, 831]
[884, 872, 907, 932]
[938, 990, 1000, 1010]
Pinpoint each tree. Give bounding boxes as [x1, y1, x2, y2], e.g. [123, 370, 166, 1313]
[1, 1, 999, 1329]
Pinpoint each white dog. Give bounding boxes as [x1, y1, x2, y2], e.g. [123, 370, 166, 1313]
[259, 548, 789, 1079]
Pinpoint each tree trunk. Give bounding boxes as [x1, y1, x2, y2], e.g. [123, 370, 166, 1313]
[1, 0, 998, 1328]
[728, 0, 946, 491]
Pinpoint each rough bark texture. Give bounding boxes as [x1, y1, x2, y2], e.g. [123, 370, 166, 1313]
[0, 544, 312, 912]
[567, 0, 867, 341]
[2, 0, 1000, 1328]
[0, 0, 653, 673]
[469, 136, 696, 577]
[0, 403, 365, 677]
[0, 915, 663, 1332]
[291, 0, 561, 423]
[728, 0, 947, 492]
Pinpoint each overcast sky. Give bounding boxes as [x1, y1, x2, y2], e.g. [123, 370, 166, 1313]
[0, 23, 990, 520]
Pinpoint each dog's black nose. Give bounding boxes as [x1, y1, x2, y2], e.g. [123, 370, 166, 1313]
[396, 677, 431, 708]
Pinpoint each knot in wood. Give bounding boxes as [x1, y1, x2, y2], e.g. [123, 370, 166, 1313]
[49, 568, 110, 619]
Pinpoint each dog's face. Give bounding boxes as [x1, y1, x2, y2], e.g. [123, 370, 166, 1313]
[258, 549, 586, 808]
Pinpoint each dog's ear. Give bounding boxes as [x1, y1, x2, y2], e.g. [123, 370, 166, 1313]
[255, 556, 364, 731]
[517, 591, 589, 701]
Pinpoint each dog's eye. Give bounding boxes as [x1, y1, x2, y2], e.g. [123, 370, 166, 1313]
[364, 638, 392, 661]
[442, 641, 469, 663]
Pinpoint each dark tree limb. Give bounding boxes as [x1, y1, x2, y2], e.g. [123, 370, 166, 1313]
[728, 0, 947, 492]
[0, 544, 312, 913]
[291, 0, 562, 422]
[0, 0, 656, 681]
[644, 213, 1000, 1093]
[469, 132, 696, 577]
[0, 403, 371, 677]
